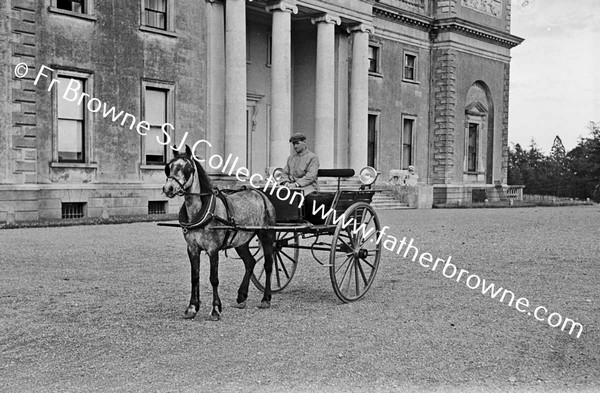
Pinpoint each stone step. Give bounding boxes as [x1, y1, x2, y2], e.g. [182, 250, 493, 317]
[314, 186, 411, 210]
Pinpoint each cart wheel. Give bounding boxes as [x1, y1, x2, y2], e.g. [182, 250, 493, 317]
[250, 231, 299, 293]
[329, 202, 381, 302]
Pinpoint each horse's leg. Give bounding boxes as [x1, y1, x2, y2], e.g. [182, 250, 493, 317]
[184, 244, 201, 319]
[257, 230, 275, 309]
[208, 251, 222, 321]
[233, 242, 257, 309]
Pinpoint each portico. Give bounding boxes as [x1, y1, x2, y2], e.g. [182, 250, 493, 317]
[205, 0, 375, 176]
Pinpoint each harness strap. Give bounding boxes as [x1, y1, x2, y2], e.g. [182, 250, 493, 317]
[214, 190, 238, 248]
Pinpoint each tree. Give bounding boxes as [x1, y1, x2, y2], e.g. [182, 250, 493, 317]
[508, 123, 599, 201]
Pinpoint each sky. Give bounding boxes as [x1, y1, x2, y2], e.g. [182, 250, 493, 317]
[508, 0, 600, 153]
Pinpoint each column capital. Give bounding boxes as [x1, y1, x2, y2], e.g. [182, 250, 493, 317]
[347, 23, 375, 35]
[266, 0, 298, 14]
[311, 13, 341, 26]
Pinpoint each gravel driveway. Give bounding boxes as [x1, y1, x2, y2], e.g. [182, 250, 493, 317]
[1, 206, 599, 392]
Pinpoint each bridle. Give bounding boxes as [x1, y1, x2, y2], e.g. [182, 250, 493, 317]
[166, 157, 214, 197]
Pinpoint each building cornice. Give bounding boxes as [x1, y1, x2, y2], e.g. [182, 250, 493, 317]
[373, 5, 432, 30]
[373, 7, 524, 48]
[433, 17, 524, 48]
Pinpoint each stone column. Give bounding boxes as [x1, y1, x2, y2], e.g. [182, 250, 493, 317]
[266, 1, 297, 172]
[311, 14, 340, 168]
[225, 0, 247, 167]
[347, 24, 374, 172]
[206, 0, 225, 172]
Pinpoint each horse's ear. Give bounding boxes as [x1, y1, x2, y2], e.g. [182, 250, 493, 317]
[164, 163, 170, 177]
[185, 145, 192, 157]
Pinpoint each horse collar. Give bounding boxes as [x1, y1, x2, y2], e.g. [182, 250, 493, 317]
[178, 192, 217, 230]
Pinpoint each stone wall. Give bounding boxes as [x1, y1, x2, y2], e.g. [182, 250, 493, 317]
[11, 0, 37, 187]
[501, 62, 510, 184]
[431, 47, 458, 185]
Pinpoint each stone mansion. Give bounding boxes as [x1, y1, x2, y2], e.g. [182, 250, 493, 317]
[0, 0, 522, 222]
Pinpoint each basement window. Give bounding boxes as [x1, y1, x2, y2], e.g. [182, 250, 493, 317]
[148, 201, 167, 215]
[62, 202, 86, 219]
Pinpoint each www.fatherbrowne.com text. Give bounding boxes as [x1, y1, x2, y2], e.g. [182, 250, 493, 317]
[310, 202, 584, 338]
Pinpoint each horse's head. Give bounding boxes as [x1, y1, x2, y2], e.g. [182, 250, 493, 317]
[163, 145, 213, 198]
[163, 145, 196, 198]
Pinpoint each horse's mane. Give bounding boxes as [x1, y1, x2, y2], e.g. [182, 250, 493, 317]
[191, 157, 213, 192]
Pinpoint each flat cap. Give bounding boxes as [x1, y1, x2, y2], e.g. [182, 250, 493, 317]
[289, 133, 307, 143]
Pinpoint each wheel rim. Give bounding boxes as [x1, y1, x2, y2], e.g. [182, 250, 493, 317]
[330, 202, 381, 302]
[250, 231, 299, 293]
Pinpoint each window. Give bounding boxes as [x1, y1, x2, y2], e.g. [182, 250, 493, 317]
[141, 0, 176, 32]
[402, 117, 415, 169]
[144, 0, 166, 29]
[62, 202, 86, 219]
[52, 70, 94, 166]
[368, 114, 379, 168]
[49, 0, 95, 19]
[57, 77, 85, 162]
[145, 88, 168, 164]
[57, 0, 83, 13]
[141, 81, 174, 166]
[368, 44, 382, 75]
[467, 123, 478, 171]
[403, 53, 417, 81]
[148, 201, 167, 215]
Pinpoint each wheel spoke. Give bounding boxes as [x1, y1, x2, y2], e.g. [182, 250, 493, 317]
[279, 249, 297, 264]
[359, 257, 376, 270]
[251, 232, 298, 294]
[278, 253, 291, 279]
[336, 235, 353, 250]
[335, 255, 352, 274]
[354, 259, 360, 296]
[274, 253, 282, 288]
[254, 252, 265, 264]
[357, 258, 369, 286]
[257, 265, 265, 281]
[338, 256, 354, 287]
[357, 226, 378, 245]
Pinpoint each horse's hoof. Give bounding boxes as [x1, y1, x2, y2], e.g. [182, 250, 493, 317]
[233, 300, 247, 309]
[258, 300, 271, 309]
[183, 310, 197, 319]
[208, 310, 221, 321]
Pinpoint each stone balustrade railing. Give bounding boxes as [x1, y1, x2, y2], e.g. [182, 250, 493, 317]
[506, 185, 525, 201]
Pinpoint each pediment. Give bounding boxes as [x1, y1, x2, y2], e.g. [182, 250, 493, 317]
[465, 101, 488, 116]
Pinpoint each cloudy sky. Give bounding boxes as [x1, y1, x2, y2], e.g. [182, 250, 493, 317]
[508, 0, 600, 153]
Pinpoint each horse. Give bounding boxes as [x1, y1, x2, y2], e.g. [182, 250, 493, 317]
[162, 145, 277, 320]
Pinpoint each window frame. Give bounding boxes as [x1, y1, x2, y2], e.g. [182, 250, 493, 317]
[401, 115, 417, 170]
[467, 123, 478, 172]
[49, 0, 96, 21]
[140, 79, 175, 168]
[464, 104, 487, 176]
[50, 68, 96, 168]
[266, 34, 272, 67]
[367, 112, 380, 169]
[368, 42, 383, 78]
[140, 0, 176, 36]
[402, 50, 419, 83]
